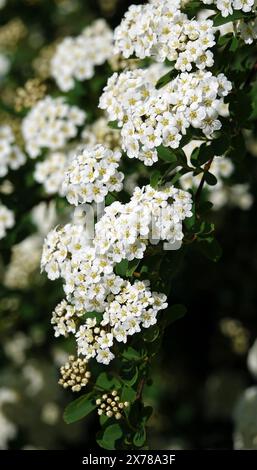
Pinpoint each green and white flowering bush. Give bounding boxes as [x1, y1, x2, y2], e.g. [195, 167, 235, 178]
[1, 0, 257, 450]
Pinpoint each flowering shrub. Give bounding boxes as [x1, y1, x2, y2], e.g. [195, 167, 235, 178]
[0, 0, 257, 451]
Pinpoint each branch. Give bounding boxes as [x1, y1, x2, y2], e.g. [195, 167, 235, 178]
[136, 376, 146, 401]
[195, 156, 215, 204]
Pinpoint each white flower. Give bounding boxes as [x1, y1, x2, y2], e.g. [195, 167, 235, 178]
[202, 0, 255, 17]
[0, 203, 14, 240]
[96, 349, 115, 365]
[0, 125, 26, 177]
[114, 1, 216, 69]
[100, 67, 232, 162]
[0, 53, 10, 79]
[247, 338, 257, 379]
[51, 20, 113, 91]
[62, 144, 123, 205]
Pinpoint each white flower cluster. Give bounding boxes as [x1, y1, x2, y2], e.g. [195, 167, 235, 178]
[238, 16, 257, 44]
[22, 96, 86, 158]
[4, 235, 42, 289]
[0, 125, 26, 177]
[81, 116, 121, 151]
[34, 117, 121, 197]
[41, 221, 122, 313]
[51, 20, 113, 92]
[51, 300, 78, 338]
[41, 183, 192, 363]
[114, 0, 216, 69]
[0, 388, 17, 450]
[234, 386, 257, 449]
[76, 280, 167, 364]
[0, 203, 14, 239]
[100, 68, 232, 165]
[202, 0, 256, 17]
[95, 184, 193, 258]
[247, 338, 257, 378]
[0, 53, 10, 79]
[34, 151, 68, 195]
[210, 183, 253, 210]
[62, 144, 124, 205]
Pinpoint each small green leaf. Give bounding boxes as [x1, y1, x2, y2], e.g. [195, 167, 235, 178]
[150, 170, 161, 188]
[164, 304, 187, 327]
[121, 365, 139, 387]
[156, 67, 178, 89]
[122, 346, 142, 361]
[99, 414, 109, 426]
[108, 120, 119, 129]
[198, 144, 215, 166]
[157, 145, 178, 163]
[143, 325, 160, 343]
[133, 427, 146, 448]
[229, 36, 239, 52]
[63, 393, 96, 424]
[121, 386, 137, 403]
[126, 259, 141, 277]
[81, 311, 103, 323]
[205, 172, 218, 186]
[142, 405, 153, 424]
[211, 135, 230, 156]
[97, 423, 123, 450]
[115, 259, 129, 277]
[197, 238, 222, 262]
[213, 11, 248, 27]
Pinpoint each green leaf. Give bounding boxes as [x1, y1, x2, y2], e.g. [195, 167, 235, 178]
[150, 170, 161, 188]
[205, 172, 218, 186]
[121, 386, 137, 403]
[157, 145, 178, 163]
[108, 120, 119, 129]
[142, 405, 153, 424]
[213, 11, 248, 27]
[156, 67, 178, 89]
[218, 33, 233, 47]
[190, 145, 201, 167]
[198, 201, 214, 214]
[99, 414, 109, 426]
[171, 170, 186, 185]
[126, 259, 141, 277]
[133, 427, 146, 448]
[121, 365, 139, 387]
[105, 192, 117, 205]
[229, 36, 239, 52]
[97, 423, 123, 450]
[197, 238, 222, 262]
[143, 325, 160, 343]
[63, 393, 96, 424]
[163, 304, 187, 327]
[122, 346, 142, 361]
[198, 144, 215, 166]
[229, 90, 252, 125]
[96, 372, 120, 391]
[81, 311, 103, 323]
[211, 135, 230, 156]
[115, 259, 129, 277]
[226, 133, 246, 161]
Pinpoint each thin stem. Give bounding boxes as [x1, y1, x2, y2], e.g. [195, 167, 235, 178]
[136, 376, 146, 401]
[195, 156, 215, 204]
